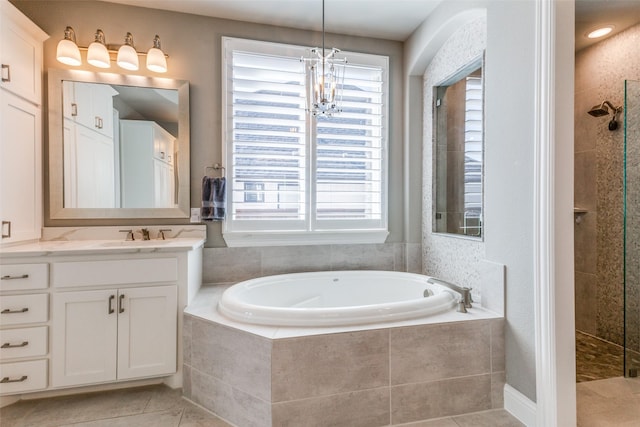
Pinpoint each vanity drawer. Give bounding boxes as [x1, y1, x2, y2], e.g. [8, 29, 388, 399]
[0, 264, 48, 291]
[0, 294, 48, 326]
[0, 326, 47, 360]
[0, 359, 48, 394]
[52, 258, 178, 288]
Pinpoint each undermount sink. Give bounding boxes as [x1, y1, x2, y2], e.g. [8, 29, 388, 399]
[99, 240, 171, 247]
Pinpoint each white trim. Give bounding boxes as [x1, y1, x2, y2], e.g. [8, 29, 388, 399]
[533, 0, 557, 425]
[533, 1, 576, 426]
[504, 383, 537, 427]
[222, 230, 388, 247]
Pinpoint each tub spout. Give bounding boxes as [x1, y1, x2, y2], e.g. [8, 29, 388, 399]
[427, 277, 472, 310]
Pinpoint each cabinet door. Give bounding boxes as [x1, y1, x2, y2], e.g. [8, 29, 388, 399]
[51, 290, 118, 387]
[117, 285, 177, 380]
[74, 124, 116, 208]
[0, 7, 45, 104]
[0, 90, 41, 243]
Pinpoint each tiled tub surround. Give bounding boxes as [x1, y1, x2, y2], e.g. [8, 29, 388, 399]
[202, 242, 423, 285]
[183, 286, 505, 426]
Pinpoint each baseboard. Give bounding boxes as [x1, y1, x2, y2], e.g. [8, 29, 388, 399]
[504, 383, 537, 427]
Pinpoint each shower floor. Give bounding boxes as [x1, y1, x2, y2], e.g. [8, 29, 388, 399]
[576, 330, 624, 382]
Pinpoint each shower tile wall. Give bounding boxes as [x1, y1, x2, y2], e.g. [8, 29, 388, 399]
[574, 22, 640, 346]
[626, 81, 640, 356]
[202, 243, 422, 284]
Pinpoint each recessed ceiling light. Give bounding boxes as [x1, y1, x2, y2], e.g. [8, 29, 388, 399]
[586, 25, 614, 39]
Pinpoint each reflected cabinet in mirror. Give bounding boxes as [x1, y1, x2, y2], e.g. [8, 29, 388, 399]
[433, 59, 483, 238]
[48, 69, 190, 219]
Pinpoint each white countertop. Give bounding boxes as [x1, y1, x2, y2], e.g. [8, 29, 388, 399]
[0, 225, 206, 258]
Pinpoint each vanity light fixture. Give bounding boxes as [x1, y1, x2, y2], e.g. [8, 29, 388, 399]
[146, 35, 167, 73]
[301, 0, 346, 117]
[116, 32, 139, 71]
[586, 25, 614, 39]
[87, 29, 111, 68]
[56, 26, 82, 66]
[55, 26, 169, 72]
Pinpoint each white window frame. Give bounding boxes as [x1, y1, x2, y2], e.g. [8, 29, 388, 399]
[222, 37, 389, 247]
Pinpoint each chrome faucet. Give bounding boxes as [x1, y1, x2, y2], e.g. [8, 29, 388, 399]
[141, 228, 151, 241]
[426, 277, 473, 313]
[158, 229, 172, 240]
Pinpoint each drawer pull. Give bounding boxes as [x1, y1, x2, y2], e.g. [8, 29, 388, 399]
[1, 375, 28, 384]
[119, 294, 125, 313]
[1, 308, 29, 314]
[1, 274, 29, 280]
[1, 341, 29, 349]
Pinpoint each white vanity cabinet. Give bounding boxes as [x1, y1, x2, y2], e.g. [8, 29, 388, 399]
[50, 257, 178, 388]
[0, 263, 50, 395]
[0, 0, 48, 244]
[120, 120, 176, 208]
[51, 285, 177, 387]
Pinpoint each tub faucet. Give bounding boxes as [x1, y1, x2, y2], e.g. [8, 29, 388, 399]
[426, 277, 472, 313]
[141, 228, 150, 240]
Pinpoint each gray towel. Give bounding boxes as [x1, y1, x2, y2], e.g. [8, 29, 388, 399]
[202, 176, 226, 221]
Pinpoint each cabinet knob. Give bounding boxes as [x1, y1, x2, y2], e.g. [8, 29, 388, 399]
[1, 64, 10, 82]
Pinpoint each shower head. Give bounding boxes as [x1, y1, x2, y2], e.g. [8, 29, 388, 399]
[588, 100, 618, 117]
[587, 100, 623, 131]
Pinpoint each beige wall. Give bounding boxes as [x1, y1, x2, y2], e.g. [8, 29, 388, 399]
[574, 22, 640, 346]
[12, 0, 405, 247]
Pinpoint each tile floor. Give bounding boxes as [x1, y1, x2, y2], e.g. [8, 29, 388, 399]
[0, 384, 524, 427]
[576, 376, 640, 427]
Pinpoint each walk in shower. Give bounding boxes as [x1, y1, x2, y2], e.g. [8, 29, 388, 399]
[624, 79, 640, 378]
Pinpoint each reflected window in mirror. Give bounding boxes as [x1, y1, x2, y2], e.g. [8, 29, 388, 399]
[433, 60, 483, 238]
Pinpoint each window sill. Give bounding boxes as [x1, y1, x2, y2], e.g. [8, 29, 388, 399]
[222, 230, 389, 247]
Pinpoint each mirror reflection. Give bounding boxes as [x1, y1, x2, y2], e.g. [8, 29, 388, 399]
[48, 69, 190, 221]
[62, 81, 179, 209]
[433, 61, 483, 238]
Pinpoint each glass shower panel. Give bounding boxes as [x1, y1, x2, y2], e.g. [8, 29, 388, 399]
[625, 79, 640, 378]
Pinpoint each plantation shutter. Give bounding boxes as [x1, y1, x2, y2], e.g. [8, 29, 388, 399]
[223, 38, 388, 243]
[314, 62, 385, 229]
[227, 43, 307, 230]
[463, 75, 483, 236]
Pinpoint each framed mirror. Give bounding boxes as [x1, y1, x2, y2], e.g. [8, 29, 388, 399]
[433, 58, 483, 238]
[48, 69, 190, 219]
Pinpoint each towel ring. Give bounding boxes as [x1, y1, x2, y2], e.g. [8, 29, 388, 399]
[204, 163, 226, 177]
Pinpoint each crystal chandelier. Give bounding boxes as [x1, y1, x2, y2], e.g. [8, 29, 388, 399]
[302, 0, 346, 117]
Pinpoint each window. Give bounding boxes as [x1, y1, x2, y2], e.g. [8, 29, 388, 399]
[222, 37, 389, 246]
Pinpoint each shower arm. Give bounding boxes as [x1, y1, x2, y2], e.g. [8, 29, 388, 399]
[601, 100, 623, 115]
